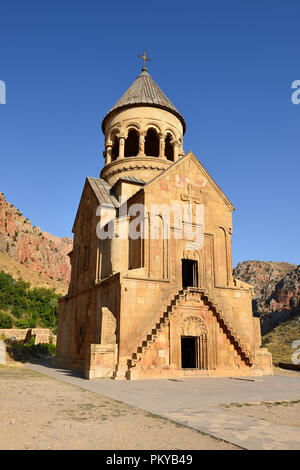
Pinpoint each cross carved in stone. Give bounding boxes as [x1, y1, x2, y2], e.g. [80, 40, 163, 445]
[180, 184, 201, 217]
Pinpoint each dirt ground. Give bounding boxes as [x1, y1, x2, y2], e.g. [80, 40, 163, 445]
[221, 400, 300, 428]
[0, 364, 239, 450]
[1, 362, 299, 451]
[220, 367, 300, 428]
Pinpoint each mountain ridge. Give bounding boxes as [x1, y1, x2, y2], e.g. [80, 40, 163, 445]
[0, 192, 73, 293]
[234, 260, 300, 334]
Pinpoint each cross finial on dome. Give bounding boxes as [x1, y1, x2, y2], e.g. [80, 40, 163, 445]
[138, 49, 151, 71]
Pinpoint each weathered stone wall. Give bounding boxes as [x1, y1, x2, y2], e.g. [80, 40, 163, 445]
[55, 274, 120, 372]
[0, 328, 56, 344]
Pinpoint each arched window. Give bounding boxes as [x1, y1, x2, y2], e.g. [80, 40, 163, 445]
[125, 129, 139, 157]
[165, 134, 174, 161]
[145, 128, 159, 157]
[111, 136, 119, 161]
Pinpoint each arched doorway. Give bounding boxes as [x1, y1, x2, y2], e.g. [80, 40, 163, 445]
[179, 317, 208, 370]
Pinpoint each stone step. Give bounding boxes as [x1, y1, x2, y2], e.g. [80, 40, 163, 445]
[112, 367, 127, 380]
[132, 351, 142, 360]
[143, 339, 153, 347]
[126, 286, 254, 376]
[130, 357, 139, 364]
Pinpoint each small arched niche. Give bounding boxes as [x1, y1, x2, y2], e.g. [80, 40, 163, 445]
[125, 129, 139, 157]
[111, 135, 119, 161]
[145, 128, 159, 157]
[165, 133, 174, 161]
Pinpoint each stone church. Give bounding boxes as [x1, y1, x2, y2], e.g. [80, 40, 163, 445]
[55, 57, 272, 380]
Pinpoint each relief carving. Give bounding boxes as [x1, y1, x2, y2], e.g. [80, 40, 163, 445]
[184, 292, 203, 305]
[101, 307, 117, 344]
[178, 316, 208, 337]
[183, 249, 198, 260]
[253, 317, 262, 348]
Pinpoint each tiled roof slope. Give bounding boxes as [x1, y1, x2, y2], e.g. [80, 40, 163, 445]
[102, 70, 186, 133]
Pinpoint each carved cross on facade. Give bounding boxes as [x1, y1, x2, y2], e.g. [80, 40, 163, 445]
[180, 184, 201, 216]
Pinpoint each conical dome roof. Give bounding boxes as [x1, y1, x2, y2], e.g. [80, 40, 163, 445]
[101, 69, 186, 134]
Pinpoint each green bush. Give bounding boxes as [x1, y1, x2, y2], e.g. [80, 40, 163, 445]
[0, 270, 60, 329]
[0, 310, 14, 328]
[7, 340, 56, 362]
[33, 342, 56, 356]
[15, 318, 32, 329]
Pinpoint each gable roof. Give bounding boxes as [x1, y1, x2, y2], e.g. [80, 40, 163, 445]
[101, 69, 186, 134]
[72, 152, 234, 234]
[72, 177, 120, 232]
[87, 177, 120, 208]
[115, 175, 146, 185]
[143, 152, 235, 211]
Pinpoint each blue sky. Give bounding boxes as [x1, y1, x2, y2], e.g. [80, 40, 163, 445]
[0, 0, 299, 267]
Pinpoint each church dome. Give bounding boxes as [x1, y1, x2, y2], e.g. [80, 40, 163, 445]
[101, 69, 186, 134]
[100, 58, 186, 187]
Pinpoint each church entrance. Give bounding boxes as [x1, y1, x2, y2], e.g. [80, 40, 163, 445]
[182, 259, 198, 288]
[181, 335, 208, 369]
[181, 336, 197, 368]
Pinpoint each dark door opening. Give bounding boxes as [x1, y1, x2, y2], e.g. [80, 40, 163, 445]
[181, 336, 197, 369]
[182, 259, 198, 288]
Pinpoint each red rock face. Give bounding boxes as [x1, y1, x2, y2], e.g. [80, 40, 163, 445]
[234, 260, 298, 314]
[0, 192, 73, 287]
[273, 267, 300, 311]
[234, 260, 300, 333]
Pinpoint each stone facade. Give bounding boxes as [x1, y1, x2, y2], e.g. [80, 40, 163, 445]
[55, 67, 273, 380]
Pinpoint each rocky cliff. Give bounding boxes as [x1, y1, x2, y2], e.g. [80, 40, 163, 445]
[234, 261, 300, 334]
[0, 192, 73, 291]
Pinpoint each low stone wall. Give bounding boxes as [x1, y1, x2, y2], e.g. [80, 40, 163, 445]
[0, 328, 56, 344]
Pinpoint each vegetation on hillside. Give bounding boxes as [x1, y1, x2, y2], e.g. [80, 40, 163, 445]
[262, 314, 300, 363]
[0, 270, 59, 331]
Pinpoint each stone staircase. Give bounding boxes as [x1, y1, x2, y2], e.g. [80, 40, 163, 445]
[122, 287, 255, 379]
